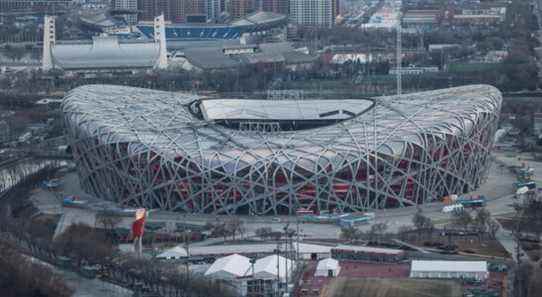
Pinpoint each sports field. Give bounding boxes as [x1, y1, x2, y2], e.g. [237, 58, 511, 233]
[322, 277, 463, 297]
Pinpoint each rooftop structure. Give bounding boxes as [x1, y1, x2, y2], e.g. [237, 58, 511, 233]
[63, 84, 501, 214]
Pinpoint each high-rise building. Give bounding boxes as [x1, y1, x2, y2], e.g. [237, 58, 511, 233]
[227, 0, 255, 19]
[206, 0, 222, 22]
[0, 0, 72, 13]
[139, 0, 209, 23]
[185, 0, 206, 22]
[290, 0, 334, 28]
[138, 0, 172, 22]
[113, 0, 138, 25]
[332, 0, 339, 17]
[169, 0, 186, 22]
[261, 0, 288, 15]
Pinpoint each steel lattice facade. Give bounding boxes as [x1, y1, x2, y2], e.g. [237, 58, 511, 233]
[63, 84, 502, 215]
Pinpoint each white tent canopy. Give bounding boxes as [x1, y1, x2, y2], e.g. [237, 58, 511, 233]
[252, 255, 296, 281]
[315, 258, 340, 277]
[205, 254, 251, 279]
[156, 246, 188, 259]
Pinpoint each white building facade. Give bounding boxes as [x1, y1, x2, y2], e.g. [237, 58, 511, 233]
[289, 0, 333, 28]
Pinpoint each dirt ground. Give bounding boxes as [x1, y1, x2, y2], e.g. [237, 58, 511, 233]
[322, 277, 462, 297]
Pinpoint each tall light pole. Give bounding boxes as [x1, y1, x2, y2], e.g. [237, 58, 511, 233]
[396, 0, 402, 95]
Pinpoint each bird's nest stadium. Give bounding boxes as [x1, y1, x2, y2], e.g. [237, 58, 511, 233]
[63, 85, 501, 215]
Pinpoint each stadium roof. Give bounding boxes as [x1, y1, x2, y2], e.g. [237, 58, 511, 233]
[52, 36, 159, 70]
[63, 84, 501, 168]
[410, 261, 488, 273]
[200, 99, 373, 121]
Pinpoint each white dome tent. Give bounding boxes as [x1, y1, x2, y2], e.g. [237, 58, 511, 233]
[315, 258, 340, 277]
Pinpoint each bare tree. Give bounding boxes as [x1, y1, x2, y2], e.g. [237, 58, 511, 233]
[397, 225, 414, 241]
[412, 208, 433, 239]
[487, 219, 500, 239]
[369, 222, 388, 245]
[452, 210, 472, 231]
[225, 217, 242, 241]
[96, 213, 122, 242]
[0, 238, 73, 297]
[255, 227, 273, 240]
[474, 208, 491, 241]
[340, 226, 359, 243]
[53, 223, 113, 268]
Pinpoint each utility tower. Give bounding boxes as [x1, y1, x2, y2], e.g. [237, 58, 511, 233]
[396, 1, 402, 95]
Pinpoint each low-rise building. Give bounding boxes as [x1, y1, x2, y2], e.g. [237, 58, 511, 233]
[389, 66, 439, 75]
[410, 260, 488, 280]
[331, 245, 406, 262]
[402, 9, 441, 28]
[179, 42, 316, 72]
[428, 44, 461, 52]
[190, 242, 332, 260]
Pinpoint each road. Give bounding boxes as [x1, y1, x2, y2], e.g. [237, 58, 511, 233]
[29, 256, 132, 297]
[43, 156, 518, 243]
